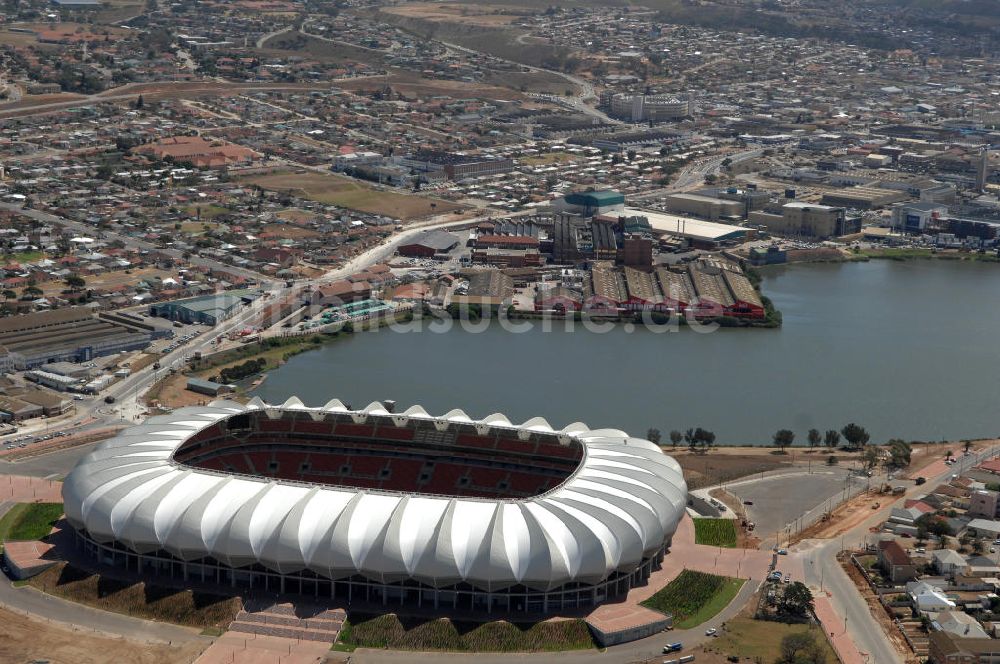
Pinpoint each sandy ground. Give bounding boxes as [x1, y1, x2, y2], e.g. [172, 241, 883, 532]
[0, 605, 205, 664]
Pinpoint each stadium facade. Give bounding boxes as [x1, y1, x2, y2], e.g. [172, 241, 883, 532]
[62, 398, 687, 613]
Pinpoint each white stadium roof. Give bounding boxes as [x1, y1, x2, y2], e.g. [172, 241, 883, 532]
[63, 398, 688, 592]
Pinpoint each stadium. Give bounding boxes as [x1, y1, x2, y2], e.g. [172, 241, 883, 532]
[62, 398, 687, 614]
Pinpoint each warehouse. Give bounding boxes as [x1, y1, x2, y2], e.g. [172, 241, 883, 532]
[0, 308, 153, 371]
[621, 208, 750, 248]
[661, 193, 745, 221]
[820, 186, 909, 210]
[397, 230, 460, 258]
[149, 293, 245, 325]
[749, 202, 857, 238]
[555, 190, 626, 217]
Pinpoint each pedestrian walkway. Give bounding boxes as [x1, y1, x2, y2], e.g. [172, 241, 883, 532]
[194, 632, 329, 664]
[814, 596, 865, 664]
[0, 475, 61, 502]
[585, 514, 793, 638]
[229, 600, 345, 643]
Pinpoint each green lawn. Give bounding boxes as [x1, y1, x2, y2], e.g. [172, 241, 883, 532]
[336, 614, 595, 652]
[2, 250, 44, 263]
[693, 518, 738, 547]
[0, 502, 63, 542]
[641, 570, 745, 629]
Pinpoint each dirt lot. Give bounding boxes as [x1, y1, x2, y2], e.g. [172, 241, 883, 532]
[792, 487, 884, 543]
[382, 3, 531, 27]
[673, 449, 795, 490]
[240, 170, 462, 220]
[0, 605, 204, 664]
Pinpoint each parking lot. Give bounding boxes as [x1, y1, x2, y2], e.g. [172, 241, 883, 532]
[727, 468, 857, 544]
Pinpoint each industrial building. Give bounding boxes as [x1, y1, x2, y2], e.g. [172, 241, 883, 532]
[553, 216, 619, 263]
[150, 293, 245, 326]
[891, 202, 948, 232]
[582, 259, 764, 319]
[0, 308, 154, 371]
[452, 270, 515, 307]
[661, 193, 745, 221]
[605, 94, 692, 122]
[395, 151, 514, 180]
[554, 190, 626, 217]
[820, 186, 909, 210]
[396, 230, 461, 258]
[620, 208, 751, 248]
[749, 202, 857, 239]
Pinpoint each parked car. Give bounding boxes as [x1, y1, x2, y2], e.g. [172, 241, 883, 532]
[705, 628, 718, 636]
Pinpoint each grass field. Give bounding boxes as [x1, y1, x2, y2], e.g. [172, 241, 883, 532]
[30, 563, 241, 628]
[2, 250, 44, 263]
[240, 170, 460, 220]
[707, 617, 838, 662]
[641, 570, 744, 629]
[0, 503, 63, 542]
[693, 518, 738, 548]
[337, 613, 595, 652]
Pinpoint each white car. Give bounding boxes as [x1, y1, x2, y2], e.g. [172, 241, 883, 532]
[705, 628, 718, 636]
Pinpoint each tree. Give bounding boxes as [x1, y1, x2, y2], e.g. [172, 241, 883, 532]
[826, 455, 838, 466]
[646, 428, 662, 445]
[773, 429, 795, 452]
[779, 581, 815, 618]
[22, 285, 42, 299]
[65, 274, 86, 290]
[669, 430, 682, 448]
[685, 427, 716, 454]
[964, 440, 974, 455]
[916, 514, 953, 539]
[1, 289, 15, 301]
[824, 429, 841, 449]
[135, 94, 144, 110]
[862, 446, 879, 471]
[776, 630, 825, 664]
[807, 428, 821, 449]
[973, 538, 985, 555]
[841, 423, 870, 450]
[945, 449, 954, 462]
[887, 439, 911, 468]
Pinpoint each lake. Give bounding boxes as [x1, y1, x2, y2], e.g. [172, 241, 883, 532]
[254, 260, 1000, 445]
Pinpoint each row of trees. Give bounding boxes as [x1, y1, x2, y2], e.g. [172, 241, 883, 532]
[771, 424, 871, 451]
[646, 428, 716, 454]
[646, 423, 874, 452]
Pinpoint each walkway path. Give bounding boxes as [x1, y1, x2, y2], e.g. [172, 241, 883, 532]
[194, 633, 328, 664]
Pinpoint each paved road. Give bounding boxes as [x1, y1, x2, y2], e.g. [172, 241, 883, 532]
[0, 442, 100, 478]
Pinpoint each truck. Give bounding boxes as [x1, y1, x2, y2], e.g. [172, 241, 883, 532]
[663, 643, 683, 653]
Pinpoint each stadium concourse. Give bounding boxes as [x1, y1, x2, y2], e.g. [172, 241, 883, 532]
[62, 397, 689, 644]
